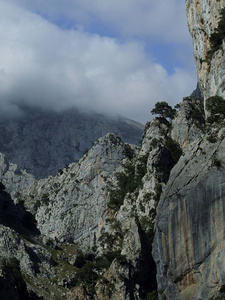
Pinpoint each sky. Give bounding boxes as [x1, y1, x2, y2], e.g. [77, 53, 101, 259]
[0, 0, 197, 124]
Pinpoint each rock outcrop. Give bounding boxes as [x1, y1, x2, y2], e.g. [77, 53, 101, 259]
[19, 133, 126, 248]
[151, 2, 225, 299]
[153, 132, 225, 299]
[186, 0, 225, 100]
[0, 152, 35, 196]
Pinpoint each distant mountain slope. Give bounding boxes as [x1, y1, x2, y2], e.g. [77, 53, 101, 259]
[0, 106, 144, 179]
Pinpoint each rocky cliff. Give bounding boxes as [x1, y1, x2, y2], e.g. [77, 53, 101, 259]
[153, 104, 225, 299]
[151, 1, 225, 299]
[186, 0, 225, 100]
[0, 152, 35, 196]
[1, 93, 225, 299]
[1, 1, 225, 300]
[0, 107, 183, 299]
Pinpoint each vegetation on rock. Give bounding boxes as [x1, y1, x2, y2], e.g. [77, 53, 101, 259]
[206, 95, 225, 124]
[151, 101, 176, 121]
[108, 155, 147, 211]
[206, 7, 225, 63]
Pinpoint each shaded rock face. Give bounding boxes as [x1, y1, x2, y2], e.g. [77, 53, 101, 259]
[0, 106, 143, 179]
[151, 3, 225, 299]
[186, 0, 225, 100]
[153, 135, 225, 299]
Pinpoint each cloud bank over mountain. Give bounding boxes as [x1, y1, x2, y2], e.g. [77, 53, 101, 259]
[0, 0, 196, 123]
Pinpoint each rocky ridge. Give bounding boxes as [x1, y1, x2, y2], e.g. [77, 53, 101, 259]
[1, 91, 225, 299]
[0, 107, 182, 299]
[0, 106, 144, 179]
[151, 1, 225, 299]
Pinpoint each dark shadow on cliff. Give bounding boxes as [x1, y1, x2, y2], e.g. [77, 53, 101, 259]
[0, 257, 43, 300]
[124, 222, 158, 299]
[0, 183, 40, 237]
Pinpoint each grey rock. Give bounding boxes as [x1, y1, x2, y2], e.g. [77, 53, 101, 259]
[20, 133, 126, 249]
[153, 135, 225, 299]
[171, 96, 204, 150]
[0, 152, 35, 196]
[186, 0, 225, 100]
[0, 106, 143, 179]
[190, 83, 203, 100]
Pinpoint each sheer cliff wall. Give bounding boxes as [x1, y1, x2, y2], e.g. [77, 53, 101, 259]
[186, 0, 225, 100]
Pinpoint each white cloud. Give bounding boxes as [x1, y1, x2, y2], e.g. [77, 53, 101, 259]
[0, 0, 196, 123]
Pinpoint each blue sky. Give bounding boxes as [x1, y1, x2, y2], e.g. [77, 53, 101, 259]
[0, 0, 196, 123]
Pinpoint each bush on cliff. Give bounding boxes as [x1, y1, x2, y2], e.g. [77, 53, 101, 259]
[206, 95, 225, 124]
[151, 101, 176, 121]
[207, 8, 225, 62]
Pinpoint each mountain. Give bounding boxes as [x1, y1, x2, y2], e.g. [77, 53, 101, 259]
[153, 1, 225, 299]
[0, 105, 144, 179]
[1, 0, 225, 299]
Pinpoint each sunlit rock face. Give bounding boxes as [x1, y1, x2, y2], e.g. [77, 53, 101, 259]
[186, 0, 225, 100]
[20, 133, 126, 248]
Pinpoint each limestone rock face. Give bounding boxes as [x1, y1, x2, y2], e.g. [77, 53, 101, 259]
[0, 152, 35, 196]
[20, 133, 126, 249]
[186, 0, 225, 99]
[14, 119, 176, 299]
[151, 3, 225, 299]
[171, 96, 204, 150]
[153, 133, 225, 299]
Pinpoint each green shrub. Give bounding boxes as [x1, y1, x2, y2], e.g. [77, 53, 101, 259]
[99, 232, 115, 247]
[213, 157, 222, 168]
[207, 134, 217, 143]
[143, 290, 158, 300]
[122, 144, 135, 159]
[108, 189, 125, 211]
[150, 138, 160, 149]
[108, 160, 145, 211]
[206, 8, 225, 63]
[74, 251, 126, 295]
[165, 138, 182, 165]
[58, 168, 63, 175]
[151, 101, 176, 121]
[209, 295, 225, 300]
[157, 165, 171, 183]
[154, 185, 162, 203]
[190, 106, 205, 128]
[206, 95, 225, 124]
